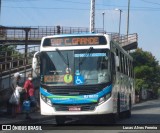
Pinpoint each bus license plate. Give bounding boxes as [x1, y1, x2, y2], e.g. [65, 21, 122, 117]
[68, 106, 81, 111]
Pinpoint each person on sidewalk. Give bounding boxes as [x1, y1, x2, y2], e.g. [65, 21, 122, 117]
[10, 72, 22, 118]
[23, 73, 39, 119]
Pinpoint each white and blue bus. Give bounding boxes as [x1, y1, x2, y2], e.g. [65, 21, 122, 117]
[32, 33, 134, 124]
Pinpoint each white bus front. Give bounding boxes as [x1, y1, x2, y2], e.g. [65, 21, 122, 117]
[37, 34, 115, 123]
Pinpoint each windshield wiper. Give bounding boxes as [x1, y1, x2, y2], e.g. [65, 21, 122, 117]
[56, 48, 69, 68]
[79, 47, 93, 65]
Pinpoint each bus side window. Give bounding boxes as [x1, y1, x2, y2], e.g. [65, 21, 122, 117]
[125, 57, 127, 75]
[130, 61, 132, 77]
[111, 52, 116, 74]
[120, 52, 123, 73]
[123, 54, 126, 75]
[127, 58, 129, 76]
[129, 60, 131, 77]
[131, 61, 134, 78]
[116, 49, 120, 72]
[111, 52, 116, 83]
[122, 54, 125, 74]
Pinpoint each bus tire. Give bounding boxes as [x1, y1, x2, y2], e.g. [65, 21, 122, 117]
[110, 94, 120, 123]
[55, 116, 66, 125]
[117, 94, 121, 118]
[126, 96, 131, 118]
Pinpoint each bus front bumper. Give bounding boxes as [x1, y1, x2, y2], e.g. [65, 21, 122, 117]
[40, 97, 114, 116]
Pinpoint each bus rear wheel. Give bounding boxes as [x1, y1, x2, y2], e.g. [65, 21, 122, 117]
[126, 96, 131, 118]
[55, 116, 66, 125]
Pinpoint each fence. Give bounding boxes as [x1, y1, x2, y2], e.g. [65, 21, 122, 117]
[110, 33, 138, 49]
[0, 46, 40, 93]
[0, 26, 138, 49]
[0, 46, 39, 73]
[0, 26, 104, 43]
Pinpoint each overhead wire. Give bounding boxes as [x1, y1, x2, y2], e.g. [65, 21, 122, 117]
[2, 0, 39, 1]
[3, 0, 158, 10]
[3, 0, 160, 11]
[15, 1, 33, 25]
[3, 5, 160, 12]
[140, 0, 160, 6]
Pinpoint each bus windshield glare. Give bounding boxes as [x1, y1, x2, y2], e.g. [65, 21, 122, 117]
[40, 49, 110, 86]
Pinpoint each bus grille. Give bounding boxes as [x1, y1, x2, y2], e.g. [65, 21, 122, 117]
[46, 84, 107, 95]
[53, 104, 96, 111]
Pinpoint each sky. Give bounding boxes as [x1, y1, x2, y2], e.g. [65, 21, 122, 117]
[1, 0, 160, 63]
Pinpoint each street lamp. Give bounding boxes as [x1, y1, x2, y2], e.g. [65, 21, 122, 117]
[102, 12, 105, 33]
[115, 8, 122, 35]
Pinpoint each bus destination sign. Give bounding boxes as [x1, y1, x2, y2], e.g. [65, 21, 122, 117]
[43, 36, 107, 46]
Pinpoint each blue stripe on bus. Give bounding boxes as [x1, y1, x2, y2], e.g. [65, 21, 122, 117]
[40, 85, 112, 104]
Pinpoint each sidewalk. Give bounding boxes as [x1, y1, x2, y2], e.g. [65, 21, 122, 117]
[0, 109, 55, 124]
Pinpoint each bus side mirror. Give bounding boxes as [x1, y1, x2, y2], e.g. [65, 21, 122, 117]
[116, 56, 119, 67]
[32, 57, 38, 71]
[32, 51, 40, 72]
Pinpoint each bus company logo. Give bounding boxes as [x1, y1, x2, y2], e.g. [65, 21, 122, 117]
[2, 125, 11, 130]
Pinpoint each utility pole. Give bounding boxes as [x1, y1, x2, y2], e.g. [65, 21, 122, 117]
[127, 0, 130, 37]
[90, 0, 95, 33]
[115, 8, 122, 35]
[102, 12, 105, 33]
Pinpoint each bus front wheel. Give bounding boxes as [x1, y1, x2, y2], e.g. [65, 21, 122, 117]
[110, 95, 120, 123]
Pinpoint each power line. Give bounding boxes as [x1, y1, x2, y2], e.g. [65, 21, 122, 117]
[140, 0, 160, 6]
[2, 0, 39, 1]
[3, 0, 160, 11]
[3, 0, 160, 12]
[3, 5, 160, 11]
[2, 6, 89, 10]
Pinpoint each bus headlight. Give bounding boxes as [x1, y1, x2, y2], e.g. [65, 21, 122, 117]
[99, 97, 105, 105]
[41, 94, 46, 101]
[46, 98, 52, 106]
[98, 93, 111, 105]
[41, 94, 52, 106]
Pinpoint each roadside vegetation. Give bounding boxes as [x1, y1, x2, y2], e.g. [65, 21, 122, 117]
[131, 48, 160, 99]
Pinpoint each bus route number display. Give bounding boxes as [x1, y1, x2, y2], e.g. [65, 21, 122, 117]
[43, 36, 107, 46]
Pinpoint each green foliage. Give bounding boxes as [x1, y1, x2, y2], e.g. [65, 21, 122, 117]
[131, 48, 158, 67]
[135, 79, 148, 92]
[0, 45, 15, 51]
[0, 45, 21, 61]
[131, 48, 160, 93]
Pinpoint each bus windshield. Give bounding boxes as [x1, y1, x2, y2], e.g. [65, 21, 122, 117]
[40, 49, 110, 86]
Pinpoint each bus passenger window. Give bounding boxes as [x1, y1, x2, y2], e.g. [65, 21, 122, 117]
[116, 49, 120, 72]
[120, 52, 123, 73]
[131, 62, 134, 78]
[126, 59, 129, 76]
[111, 52, 116, 74]
[124, 57, 127, 75]
[129, 61, 132, 77]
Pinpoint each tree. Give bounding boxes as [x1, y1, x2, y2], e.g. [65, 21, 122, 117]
[0, 45, 17, 61]
[0, 45, 24, 70]
[131, 48, 160, 95]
